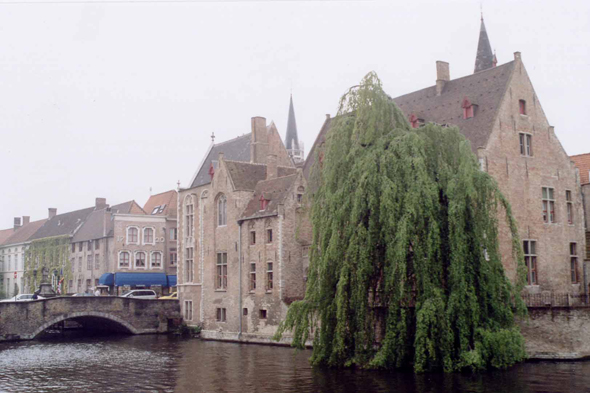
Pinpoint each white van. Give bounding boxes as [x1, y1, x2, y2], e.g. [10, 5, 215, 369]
[120, 289, 157, 299]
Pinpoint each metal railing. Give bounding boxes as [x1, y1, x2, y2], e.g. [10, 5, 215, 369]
[522, 292, 589, 308]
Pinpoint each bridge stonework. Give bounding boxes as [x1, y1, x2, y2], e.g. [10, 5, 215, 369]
[0, 297, 181, 341]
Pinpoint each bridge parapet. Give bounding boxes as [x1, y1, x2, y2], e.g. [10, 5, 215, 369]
[0, 297, 181, 341]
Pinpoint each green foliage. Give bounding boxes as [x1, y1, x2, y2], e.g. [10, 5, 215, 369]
[275, 72, 527, 372]
[24, 236, 72, 293]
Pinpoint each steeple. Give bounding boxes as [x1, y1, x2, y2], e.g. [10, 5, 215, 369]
[285, 94, 304, 164]
[474, 15, 495, 73]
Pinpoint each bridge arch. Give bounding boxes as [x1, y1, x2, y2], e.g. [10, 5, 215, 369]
[29, 311, 141, 339]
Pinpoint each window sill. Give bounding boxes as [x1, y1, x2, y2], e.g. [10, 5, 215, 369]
[265, 290, 273, 294]
[215, 289, 227, 292]
[525, 284, 540, 288]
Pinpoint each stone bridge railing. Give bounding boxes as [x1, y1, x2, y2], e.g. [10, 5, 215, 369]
[0, 296, 181, 342]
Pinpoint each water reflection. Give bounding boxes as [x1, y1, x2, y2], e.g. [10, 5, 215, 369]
[0, 335, 589, 393]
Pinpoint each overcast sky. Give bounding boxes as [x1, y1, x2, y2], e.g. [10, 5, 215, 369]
[1, 0, 589, 228]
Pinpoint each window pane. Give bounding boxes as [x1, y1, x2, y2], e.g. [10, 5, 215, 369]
[523, 241, 529, 254]
[530, 241, 536, 255]
[549, 188, 554, 199]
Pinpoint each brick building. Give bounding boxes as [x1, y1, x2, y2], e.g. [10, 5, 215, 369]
[570, 153, 590, 260]
[307, 17, 587, 297]
[177, 115, 310, 341]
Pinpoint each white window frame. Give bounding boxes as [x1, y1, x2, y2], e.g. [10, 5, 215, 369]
[519, 132, 533, 157]
[523, 240, 538, 286]
[134, 251, 146, 269]
[541, 187, 556, 224]
[150, 251, 163, 269]
[217, 195, 227, 227]
[184, 300, 193, 321]
[126, 226, 140, 245]
[143, 227, 156, 245]
[184, 195, 194, 238]
[118, 250, 131, 269]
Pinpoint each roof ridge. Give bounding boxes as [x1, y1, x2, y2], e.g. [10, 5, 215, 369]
[256, 173, 298, 184]
[147, 190, 175, 198]
[570, 153, 590, 158]
[214, 133, 251, 147]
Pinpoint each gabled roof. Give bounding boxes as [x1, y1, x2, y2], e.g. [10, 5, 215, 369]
[190, 134, 252, 189]
[0, 228, 15, 246]
[143, 190, 178, 218]
[225, 160, 297, 191]
[302, 115, 333, 180]
[72, 201, 142, 243]
[571, 153, 590, 185]
[240, 174, 298, 220]
[29, 206, 96, 241]
[2, 219, 47, 246]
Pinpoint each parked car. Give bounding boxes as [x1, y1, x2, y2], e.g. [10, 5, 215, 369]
[0, 294, 45, 302]
[120, 290, 157, 299]
[160, 292, 177, 300]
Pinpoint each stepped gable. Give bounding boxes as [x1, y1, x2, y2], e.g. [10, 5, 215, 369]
[240, 174, 298, 220]
[191, 134, 251, 188]
[225, 160, 297, 191]
[143, 190, 178, 217]
[394, 61, 514, 153]
[2, 219, 47, 246]
[30, 206, 95, 241]
[571, 153, 590, 185]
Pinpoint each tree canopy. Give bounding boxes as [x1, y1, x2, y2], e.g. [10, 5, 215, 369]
[276, 72, 527, 372]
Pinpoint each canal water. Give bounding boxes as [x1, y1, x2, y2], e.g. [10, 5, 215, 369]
[0, 334, 589, 393]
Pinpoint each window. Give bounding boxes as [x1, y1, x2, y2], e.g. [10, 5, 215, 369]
[185, 247, 194, 282]
[523, 240, 537, 285]
[119, 251, 130, 268]
[94, 279, 99, 287]
[170, 228, 177, 241]
[69, 280, 73, 290]
[218, 195, 227, 226]
[259, 309, 267, 319]
[216, 307, 227, 322]
[95, 254, 100, 270]
[297, 194, 303, 203]
[88, 241, 92, 252]
[249, 263, 256, 291]
[135, 252, 146, 269]
[87, 255, 93, 270]
[170, 248, 177, 266]
[259, 194, 268, 211]
[570, 243, 579, 284]
[95, 239, 100, 250]
[542, 187, 555, 223]
[127, 227, 139, 244]
[566, 190, 574, 225]
[243, 308, 248, 316]
[250, 231, 256, 245]
[216, 252, 227, 290]
[77, 279, 82, 291]
[78, 242, 83, 252]
[266, 262, 273, 291]
[184, 300, 193, 321]
[519, 133, 532, 156]
[86, 279, 91, 291]
[144, 228, 154, 244]
[78, 257, 82, 272]
[267, 229, 273, 243]
[151, 252, 162, 268]
[71, 258, 75, 273]
[185, 196, 194, 237]
[71, 243, 75, 253]
[151, 205, 166, 215]
[519, 99, 527, 115]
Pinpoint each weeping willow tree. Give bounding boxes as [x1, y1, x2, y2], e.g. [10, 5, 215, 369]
[275, 72, 527, 372]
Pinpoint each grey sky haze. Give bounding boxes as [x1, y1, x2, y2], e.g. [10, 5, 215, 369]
[1, 0, 589, 227]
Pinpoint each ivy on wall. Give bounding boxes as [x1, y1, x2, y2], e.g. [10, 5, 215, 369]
[24, 236, 72, 294]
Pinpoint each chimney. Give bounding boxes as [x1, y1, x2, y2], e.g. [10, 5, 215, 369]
[436, 61, 450, 96]
[48, 208, 57, 219]
[13, 217, 21, 230]
[514, 51, 521, 61]
[22, 216, 30, 226]
[250, 117, 269, 164]
[95, 197, 107, 210]
[266, 154, 278, 180]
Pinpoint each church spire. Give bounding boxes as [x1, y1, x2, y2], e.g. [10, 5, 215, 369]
[474, 16, 495, 73]
[285, 94, 304, 164]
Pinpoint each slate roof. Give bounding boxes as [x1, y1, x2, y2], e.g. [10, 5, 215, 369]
[571, 153, 590, 185]
[143, 190, 178, 218]
[0, 228, 15, 246]
[1, 219, 47, 246]
[225, 160, 297, 191]
[240, 174, 298, 220]
[286, 95, 300, 151]
[474, 18, 495, 73]
[190, 134, 251, 189]
[302, 115, 333, 180]
[29, 206, 96, 241]
[72, 201, 143, 242]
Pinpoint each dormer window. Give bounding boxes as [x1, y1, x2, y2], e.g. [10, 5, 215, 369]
[519, 100, 527, 115]
[259, 194, 269, 211]
[462, 97, 474, 119]
[208, 162, 215, 180]
[409, 114, 423, 129]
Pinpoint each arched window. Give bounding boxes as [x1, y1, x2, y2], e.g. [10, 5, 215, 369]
[127, 227, 139, 244]
[185, 195, 194, 238]
[150, 252, 162, 268]
[143, 227, 154, 244]
[119, 251, 130, 268]
[135, 252, 146, 269]
[217, 195, 227, 226]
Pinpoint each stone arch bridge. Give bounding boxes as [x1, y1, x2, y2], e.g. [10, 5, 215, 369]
[0, 297, 181, 341]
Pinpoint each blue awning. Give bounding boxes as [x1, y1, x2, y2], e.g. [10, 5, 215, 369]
[114, 272, 168, 287]
[167, 275, 177, 287]
[99, 273, 114, 286]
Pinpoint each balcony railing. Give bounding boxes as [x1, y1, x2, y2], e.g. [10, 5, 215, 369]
[522, 292, 589, 308]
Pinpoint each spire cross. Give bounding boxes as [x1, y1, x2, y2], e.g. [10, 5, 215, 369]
[211, 132, 215, 143]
